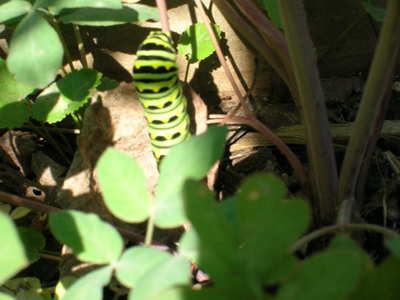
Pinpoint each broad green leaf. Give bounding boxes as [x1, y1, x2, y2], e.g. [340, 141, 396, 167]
[362, 0, 386, 22]
[57, 69, 101, 115]
[178, 227, 200, 263]
[0, 58, 33, 128]
[129, 256, 190, 300]
[150, 286, 245, 300]
[183, 180, 251, 296]
[32, 69, 101, 123]
[385, 236, 400, 259]
[63, 265, 113, 300]
[7, 11, 63, 88]
[0, 292, 16, 300]
[59, 4, 159, 26]
[275, 249, 365, 300]
[0, 0, 31, 23]
[237, 174, 310, 283]
[116, 246, 170, 289]
[31, 82, 67, 123]
[329, 234, 370, 264]
[155, 126, 227, 228]
[97, 147, 151, 223]
[258, 0, 283, 29]
[96, 77, 119, 91]
[54, 276, 76, 300]
[177, 23, 221, 63]
[35, 0, 121, 10]
[17, 227, 46, 263]
[0, 212, 28, 285]
[0, 278, 52, 300]
[349, 255, 400, 300]
[49, 210, 123, 264]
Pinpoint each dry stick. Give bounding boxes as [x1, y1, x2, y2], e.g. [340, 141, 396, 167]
[156, 0, 170, 33]
[337, 0, 400, 207]
[195, 0, 308, 188]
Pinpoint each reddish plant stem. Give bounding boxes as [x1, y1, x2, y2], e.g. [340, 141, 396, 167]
[337, 0, 400, 207]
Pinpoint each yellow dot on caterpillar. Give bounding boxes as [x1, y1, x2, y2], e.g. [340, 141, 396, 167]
[248, 190, 259, 201]
[165, 134, 173, 140]
[162, 118, 169, 123]
[153, 87, 160, 93]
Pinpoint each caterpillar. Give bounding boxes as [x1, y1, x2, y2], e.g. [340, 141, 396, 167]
[132, 31, 190, 163]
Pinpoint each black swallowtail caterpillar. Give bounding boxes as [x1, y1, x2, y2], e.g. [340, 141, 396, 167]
[132, 31, 190, 163]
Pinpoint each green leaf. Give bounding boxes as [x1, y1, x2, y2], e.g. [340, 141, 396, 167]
[183, 180, 250, 296]
[116, 246, 171, 289]
[385, 236, 400, 259]
[49, 210, 123, 264]
[54, 276, 76, 300]
[32, 69, 101, 123]
[0, 277, 52, 300]
[97, 147, 151, 223]
[177, 23, 221, 63]
[59, 4, 159, 26]
[0, 292, 17, 300]
[150, 286, 246, 300]
[17, 227, 46, 264]
[35, 0, 122, 10]
[237, 174, 310, 283]
[0, 0, 31, 23]
[0, 212, 28, 285]
[178, 227, 200, 263]
[362, 0, 386, 22]
[154, 126, 227, 228]
[7, 11, 63, 88]
[95, 77, 119, 91]
[128, 256, 190, 300]
[349, 255, 400, 300]
[63, 265, 113, 300]
[275, 248, 365, 300]
[258, 0, 283, 29]
[0, 58, 33, 129]
[57, 68, 101, 114]
[31, 82, 67, 123]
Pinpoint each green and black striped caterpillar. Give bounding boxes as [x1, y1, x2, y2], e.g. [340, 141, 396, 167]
[132, 31, 190, 163]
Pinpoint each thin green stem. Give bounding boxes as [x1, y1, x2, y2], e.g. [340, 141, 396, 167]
[73, 25, 88, 69]
[52, 20, 74, 71]
[51, 123, 74, 153]
[70, 113, 82, 131]
[40, 122, 71, 164]
[144, 211, 155, 247]
[288, 223, 399, 254]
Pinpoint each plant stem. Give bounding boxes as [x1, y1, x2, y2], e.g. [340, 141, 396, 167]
[337, 0, 400, 206]
[194, 0, 251, 118]
[73, 25, 88, 69]
[288, 223, 400, 254]
[144, 210, 155, 247]
[52, 20, 74, 71]
[278, 0, 338, 227]
[28, 121, 70, 164]
[156, 0, 170, 33]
